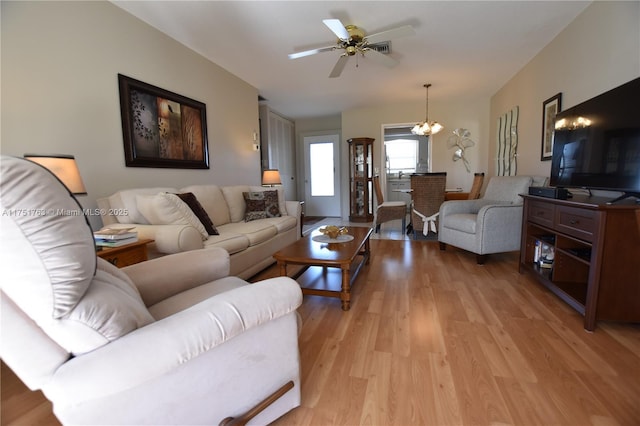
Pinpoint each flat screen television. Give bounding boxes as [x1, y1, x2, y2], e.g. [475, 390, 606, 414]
[549, 76, 640, 203]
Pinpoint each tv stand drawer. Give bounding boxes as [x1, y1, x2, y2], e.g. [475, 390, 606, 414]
[555, 206, 598, 242]
[527, 200, 555, 228]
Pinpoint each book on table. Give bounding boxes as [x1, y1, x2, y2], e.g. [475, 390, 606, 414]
[93, 227, 137, 241]
[95, 236, 138, 247]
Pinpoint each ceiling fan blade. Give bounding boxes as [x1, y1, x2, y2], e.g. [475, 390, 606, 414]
[323, 19, 350, 40]
[364, 25, 415, 45]
[288, 46, 335, 60]
[329, 55, 349, 78]
[365, 48, 398, 68]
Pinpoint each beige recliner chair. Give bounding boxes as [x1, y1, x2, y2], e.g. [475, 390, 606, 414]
[438, 175, 535, 264]
[0, 156, 303, 425]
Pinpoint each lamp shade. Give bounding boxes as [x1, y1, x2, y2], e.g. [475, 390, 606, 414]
[262, 169, 282, 186]
[24, 154, 87, 194]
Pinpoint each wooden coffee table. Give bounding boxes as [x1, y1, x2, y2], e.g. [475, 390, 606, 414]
[273, 226, 373, 311]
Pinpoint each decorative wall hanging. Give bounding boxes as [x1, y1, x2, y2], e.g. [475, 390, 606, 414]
[447, 128, 475, 172]
[496, 106, 519, 176]
[118, 74, 209, 169]
[541, 93, 562, 160]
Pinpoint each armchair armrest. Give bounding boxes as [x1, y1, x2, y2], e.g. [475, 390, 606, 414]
[476, 203, 524, 251]
[439, 199, 493, 216]
[123, 247, 230, 306]
[46, 277, 303, 403]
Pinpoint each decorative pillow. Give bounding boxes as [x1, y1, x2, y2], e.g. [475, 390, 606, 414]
[136, 193, 208, 239]
[175, 192, 219, 235]
[243, 190, 281, 222]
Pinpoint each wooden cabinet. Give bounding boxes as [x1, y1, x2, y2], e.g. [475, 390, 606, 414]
[348, 137, 374, 222]
[519, 195, 640, 331]
[97, 239, 153, 268]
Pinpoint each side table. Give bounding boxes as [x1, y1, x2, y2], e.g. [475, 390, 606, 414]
[97, 238, 154, 268]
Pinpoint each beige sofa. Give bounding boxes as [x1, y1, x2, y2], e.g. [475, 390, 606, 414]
[97, 185, 301, 279]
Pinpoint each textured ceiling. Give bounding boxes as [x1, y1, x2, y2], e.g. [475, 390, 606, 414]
[113, 1, 590, 119]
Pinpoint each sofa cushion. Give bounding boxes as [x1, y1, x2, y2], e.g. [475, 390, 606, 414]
[243, 190, 281, 222]
[261, 215, 297, 234]
[148, 276, 250, 320]
[179, 184, 231, 227]
[136, 193, 208, 240]
[107, 187, 178, 224]
[175, 192, 219, 235]
[221, 185, 251, 223]
[203, 232, 249, 254]
[217, 221, 278, 247]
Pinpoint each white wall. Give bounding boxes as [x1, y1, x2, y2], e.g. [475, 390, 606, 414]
[490, 1, 640, 180]
[1, 1, 261, 228]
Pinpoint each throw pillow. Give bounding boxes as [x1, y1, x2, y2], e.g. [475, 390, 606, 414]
[175, 192, 219, 235]
[243, 190, 281, 222]
[136, 193, 208, 240]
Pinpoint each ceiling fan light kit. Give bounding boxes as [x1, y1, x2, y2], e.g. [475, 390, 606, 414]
[412, 83, 443, 136]
[288, 18, 415, 78]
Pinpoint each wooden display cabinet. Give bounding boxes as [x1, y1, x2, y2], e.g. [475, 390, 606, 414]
[519, 194, 640, 331]
[348, 137, 374, 222]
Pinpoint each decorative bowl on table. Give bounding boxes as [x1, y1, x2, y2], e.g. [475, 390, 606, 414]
[318, 226, 348, 240]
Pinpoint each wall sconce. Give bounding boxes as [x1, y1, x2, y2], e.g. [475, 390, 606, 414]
[23, 154, 87, 195]
[262, 169, 282, 187]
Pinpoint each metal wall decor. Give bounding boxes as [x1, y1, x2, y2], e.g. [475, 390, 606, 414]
[496, 106, 519, 176]
[447, 128, 475, 173]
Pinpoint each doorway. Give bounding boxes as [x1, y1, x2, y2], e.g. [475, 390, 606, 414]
[303, 134, 341, 217]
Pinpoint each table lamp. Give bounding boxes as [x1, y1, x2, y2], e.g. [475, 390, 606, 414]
[24, 154, 87, 195]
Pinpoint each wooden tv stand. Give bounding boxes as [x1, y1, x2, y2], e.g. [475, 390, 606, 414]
[519, 194, 640, 331]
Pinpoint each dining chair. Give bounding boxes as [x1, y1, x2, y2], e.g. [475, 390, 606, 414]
[372, 175, 407, 233]
[468, 172, 485, 199]
[410, 172, 447, 239]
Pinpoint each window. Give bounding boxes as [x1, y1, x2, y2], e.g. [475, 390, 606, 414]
[385, 139, 418, 174]
[384, 126, 429, 175]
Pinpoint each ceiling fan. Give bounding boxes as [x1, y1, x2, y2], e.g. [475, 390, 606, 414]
[288, 19, 415, 78]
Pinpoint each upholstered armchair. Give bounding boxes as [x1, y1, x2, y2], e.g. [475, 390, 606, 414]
[438, 175, 534, 264]
[0, 156, 303, 425]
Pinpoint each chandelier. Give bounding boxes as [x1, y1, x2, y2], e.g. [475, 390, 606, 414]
[411, 83, 443, 136]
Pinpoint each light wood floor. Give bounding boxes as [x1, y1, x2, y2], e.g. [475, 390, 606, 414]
[2, 238, 639, 425]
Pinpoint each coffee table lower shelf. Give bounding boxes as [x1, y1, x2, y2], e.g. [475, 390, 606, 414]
[290, 255, 368, 308]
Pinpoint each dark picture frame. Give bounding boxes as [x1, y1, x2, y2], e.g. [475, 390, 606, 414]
[541, 92, 562, 161]
[118, 74, 209, 169]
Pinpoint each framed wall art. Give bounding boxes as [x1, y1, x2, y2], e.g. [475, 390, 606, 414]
[118, 74, 209, 169]
[541, 93, 562, 161]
